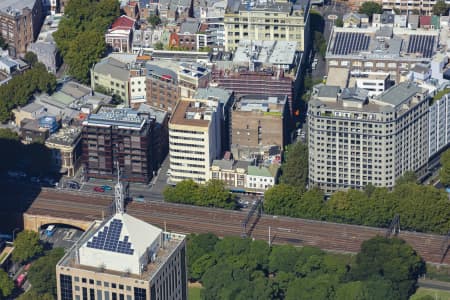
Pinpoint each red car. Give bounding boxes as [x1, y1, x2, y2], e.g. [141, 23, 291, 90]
[93, 186, 105, 193]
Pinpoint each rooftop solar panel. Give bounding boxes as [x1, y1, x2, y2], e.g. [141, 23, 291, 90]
[86, 219, 135, 255]
[407, 35, 435, 58]
[331, 32, 371, 55]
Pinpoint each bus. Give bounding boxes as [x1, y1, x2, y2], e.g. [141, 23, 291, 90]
[45, 225, 56, 237]
[16, 273, 26, 288]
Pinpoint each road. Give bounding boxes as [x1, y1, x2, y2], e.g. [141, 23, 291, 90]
[418, 278, 450, 292]
[25, 188, 450, 265]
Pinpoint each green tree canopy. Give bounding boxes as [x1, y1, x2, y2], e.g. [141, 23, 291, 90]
[54, 0, 120, 83]
[163, 180, 237, 209]
[0, 128, 19, 140]
[17, 290, 54, 300]
[396, 170, 417, 185]
[280, 142, 308, 190]
[264, 184, 302, 216]
[28, 248, 65, 297]
[148, 14, 161, 27]
[12, 230, 43, 263]
[359, 2, 383, 19]
[24, 52, 38, 66]
[0, 269, 14, 299]
[351, 236, 424, 299]
[440, 148, 450, 186]
[433, 0, 448, 15]
[335, 17, 344, 27]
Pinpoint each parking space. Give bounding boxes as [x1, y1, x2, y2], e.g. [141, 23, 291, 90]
[40, 226, 84, 249]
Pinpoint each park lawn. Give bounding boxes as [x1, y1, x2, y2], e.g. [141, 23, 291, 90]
[410, 287, 450, 300]
[189, 287, 202, 300]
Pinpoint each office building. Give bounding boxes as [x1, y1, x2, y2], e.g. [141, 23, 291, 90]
[56, 212, 187, 300]
[0, 0, 44, 57]
[308, 82, 429, 194]
[231, 95, 288, 155]
[224, 1, 310, 52]
[168, 99, 221, 184]
[81, 108, 155, 183]
[177, 63, 210, 98]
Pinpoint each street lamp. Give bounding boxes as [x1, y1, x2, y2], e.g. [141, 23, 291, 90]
[12, 228, 19, 242]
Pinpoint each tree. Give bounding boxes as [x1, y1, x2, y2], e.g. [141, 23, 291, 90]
[163, 180, 200, 204]
[0, 128, 19, 140]
[148, 14, 161, 27]
[269, 244, 300, 274]
[335, 17, 344, 27]
[154, 42, 164, 50]
[280, 142, 308, 190]
[396, 171, 417, 185]
[24, 52, 38, 66]
[28, 248, 65, 297]
[359, 2, 383, 19]
[199, 180, 237, 209]
[263, 184, 302, 216]
[440, 149, 450, 186]
[17, 290, 54, 300]
[0, 269, 13, 299]
[351, 236, 425, 300]
[12, 230, 43, 263]
[64, 30, 106, 83]
[313, 31, 327, 58]
[433, 0, 448, 16]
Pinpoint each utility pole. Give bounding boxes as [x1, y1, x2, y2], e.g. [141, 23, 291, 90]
[268, 226, 271, 246]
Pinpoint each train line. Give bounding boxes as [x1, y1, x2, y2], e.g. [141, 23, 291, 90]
[25, 189, 450, 265]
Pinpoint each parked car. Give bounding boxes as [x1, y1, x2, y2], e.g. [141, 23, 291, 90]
[101, 185, 113, 191]
[134, 195, 145, 202]
[93, 186, 105, 193]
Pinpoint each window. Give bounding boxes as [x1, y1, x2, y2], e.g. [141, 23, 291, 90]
[90, 288, 95, 300]
[60, 274, 73, 300]
[82, 287, 88, 300]
[134, 287, 147, 300]
[89, 279, 94, 284]
[112, 283, 117, 289]
[82, 278, 87, 283]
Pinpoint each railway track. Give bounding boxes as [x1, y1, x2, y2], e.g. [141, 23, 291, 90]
[25, 189, 450, 265]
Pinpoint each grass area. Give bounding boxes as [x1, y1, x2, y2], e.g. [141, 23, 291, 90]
[410, 287, 450, 300]
[189, 287, 201, 300]
[426, 264, 450, 282]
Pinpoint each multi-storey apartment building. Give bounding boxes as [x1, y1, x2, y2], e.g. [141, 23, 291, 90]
[308, 82, 429, 194]
[81, 108, 155, 183]
[224, 1, 310, 52]
[326, 26, 439, 84]
[429, 93, 450, 158]
[382, 0, 450, 15]
[0, 0, 44, 57]
[56, 212, 187, 300]
[168, 99, 221, 184]
[146, 60, 180, 112]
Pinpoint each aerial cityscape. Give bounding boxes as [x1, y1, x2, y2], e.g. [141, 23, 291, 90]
[0, 0, 450, 299]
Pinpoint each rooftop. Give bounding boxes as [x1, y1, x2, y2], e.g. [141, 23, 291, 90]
[59, 213, 185, 278]
[137, 103, 169, 125]
[377, 81, 424, 107]
[84, 108, 148, 130]
[234, 95, 286, 113]
[179, 21, 200, 34]
[170, 100, 216, 128]
[110, 15, 135, 31]
[248, 165, 277, 177]
[193, 87, 232, 105]
[327, 27, 439, 60]
[234, 2, 292, 14]
[93, 57, 130, 81]
[45, 127, 81, 147]
[0, 0, 36, 15]
[233, 40, 298, 67]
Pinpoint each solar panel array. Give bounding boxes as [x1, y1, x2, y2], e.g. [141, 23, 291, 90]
[331, 32, 371, 55]
[407, 35, 435, 58]
[86, 219, 134, 255]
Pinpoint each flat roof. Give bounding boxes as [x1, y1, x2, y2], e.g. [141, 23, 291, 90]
[170, 100, 212, 128]
[84, 108, 147, 130]
[377, 81, 424, 107]
[233, 40, 297, 66]
[326, 68, 349, 87]
[0, 0, 36, 14]
[46, 127, 81, 147]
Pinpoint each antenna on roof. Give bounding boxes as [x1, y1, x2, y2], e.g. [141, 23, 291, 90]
[115, 161, 124, 214]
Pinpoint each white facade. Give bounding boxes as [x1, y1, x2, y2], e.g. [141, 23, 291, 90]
[429, 93, 450, 158]
[245, 174, 275, 190]
[351, 72, 390, 97]
[129, 75, 146, 106]
[169, 100, 221, 184]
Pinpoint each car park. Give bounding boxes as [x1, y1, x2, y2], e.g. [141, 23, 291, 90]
[93, 186, 105, 193]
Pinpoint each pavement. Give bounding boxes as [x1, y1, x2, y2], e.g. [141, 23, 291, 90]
[39, 226, 84, 249]
[418, 278, 450, 292]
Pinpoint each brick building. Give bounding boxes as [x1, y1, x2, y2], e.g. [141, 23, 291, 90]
[0, 0, 44, 57]
[81, 108, 155, 183]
